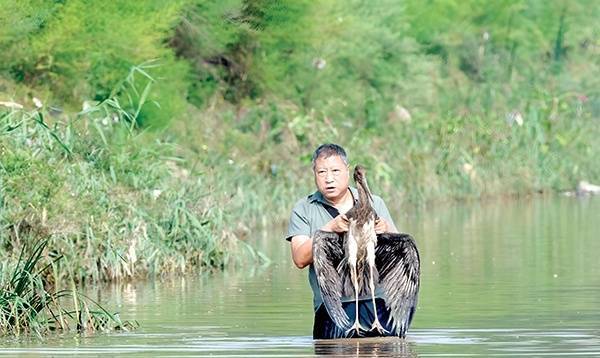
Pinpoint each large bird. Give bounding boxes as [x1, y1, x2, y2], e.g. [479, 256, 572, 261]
[312, 166, 420, 338]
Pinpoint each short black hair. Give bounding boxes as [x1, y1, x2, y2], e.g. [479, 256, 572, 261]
[311, 143, 348, 169]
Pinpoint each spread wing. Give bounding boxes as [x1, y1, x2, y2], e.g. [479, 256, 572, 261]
[375, 233, 420, 337]
[312, 230, 351, 331]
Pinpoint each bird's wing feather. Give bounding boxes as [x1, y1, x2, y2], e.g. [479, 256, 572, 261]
[375, 233, 420, 337]
[312, 230, 350, 331]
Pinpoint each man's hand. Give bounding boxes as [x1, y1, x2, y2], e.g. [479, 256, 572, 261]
[375, 217, 394, 234]
[321, 214, 349, 233]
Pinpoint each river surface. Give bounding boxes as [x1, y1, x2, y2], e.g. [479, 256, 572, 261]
[1, 195, 599, 356]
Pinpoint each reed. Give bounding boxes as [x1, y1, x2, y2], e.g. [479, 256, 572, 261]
[1, 85, 267, 285]
[0, 239, 136, 337]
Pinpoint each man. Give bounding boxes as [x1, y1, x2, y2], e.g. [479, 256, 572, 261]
[285, 143, 398, 339]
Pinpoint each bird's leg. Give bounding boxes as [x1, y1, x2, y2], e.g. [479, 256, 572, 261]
[367, 238, 388, 334]
[349, 259, 362, 336]
[345, 231, 365, 336]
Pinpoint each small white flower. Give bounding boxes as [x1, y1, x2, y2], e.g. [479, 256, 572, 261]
[33, 97, 43, 109]
[506, 111, 524, 126]
[390, 104, 412, 122]
[102, 118, 109, 126]
[462, 162, 477, 180]
[228, 159, 234, 165]
[312, 57, 326, 70]
[82, 100, 98, 112]
[151, 189, 162, 199]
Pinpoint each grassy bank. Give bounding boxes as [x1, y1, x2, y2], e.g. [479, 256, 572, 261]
[1, 93, 266, 285]
[177, 90, 599, 206]
[1, 0, 599, 286]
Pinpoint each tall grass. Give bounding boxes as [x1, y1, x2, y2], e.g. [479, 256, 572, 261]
[0, 70, 267, 284]
[175, 84, 599, 214]
[0, 239, 135, 337]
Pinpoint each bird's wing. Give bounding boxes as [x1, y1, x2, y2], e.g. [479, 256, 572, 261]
[375, 233, 420, 337]
[312, 230, 351, 331]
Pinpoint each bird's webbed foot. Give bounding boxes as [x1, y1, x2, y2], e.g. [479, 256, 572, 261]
[369, 317, 389, 335]
[345, 319, 367, 337]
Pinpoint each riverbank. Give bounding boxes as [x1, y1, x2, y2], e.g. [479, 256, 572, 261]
[2, 92, 597, 285]
[0, 102, 268, 286]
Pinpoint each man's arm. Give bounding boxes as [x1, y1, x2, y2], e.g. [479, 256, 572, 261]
[290, 215, 349, 269]
[290, 235, 313, 269]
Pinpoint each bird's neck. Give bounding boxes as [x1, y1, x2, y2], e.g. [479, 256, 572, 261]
[356, 178, 373, 208]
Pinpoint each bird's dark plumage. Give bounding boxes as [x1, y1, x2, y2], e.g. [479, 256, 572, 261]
[312, 166, 420, 338]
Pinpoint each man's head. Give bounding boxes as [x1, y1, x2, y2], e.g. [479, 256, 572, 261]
[311, 144, 350, 203]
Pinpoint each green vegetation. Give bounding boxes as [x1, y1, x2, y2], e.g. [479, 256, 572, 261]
[0, 239, 135, 336]
[173, 0, 600, 202]
[1, 78, 266, 284]
[1, 0, 598, 290]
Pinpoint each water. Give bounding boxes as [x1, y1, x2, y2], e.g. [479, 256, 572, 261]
[2, 195, 599, 356]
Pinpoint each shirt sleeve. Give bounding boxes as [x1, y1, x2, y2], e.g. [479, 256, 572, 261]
[285, 200, 310, 241]
[373, 196, 398, 232]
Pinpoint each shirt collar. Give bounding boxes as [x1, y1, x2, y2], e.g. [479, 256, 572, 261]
[309, 187, 359, 206]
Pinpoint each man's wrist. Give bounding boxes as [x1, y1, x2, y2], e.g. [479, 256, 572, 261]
[320, 221, 333, 232]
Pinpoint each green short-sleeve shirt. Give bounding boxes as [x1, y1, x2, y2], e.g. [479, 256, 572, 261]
[285, 187, 397, 311]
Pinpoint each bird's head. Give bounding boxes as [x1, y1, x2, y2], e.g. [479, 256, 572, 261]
[353, 165, 374, 206]
[353, 165, 367, 184]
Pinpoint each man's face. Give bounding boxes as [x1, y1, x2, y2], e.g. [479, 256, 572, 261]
[313, 154, 350, 202]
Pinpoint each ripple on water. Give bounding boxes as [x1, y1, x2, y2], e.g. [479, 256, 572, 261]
[2, 329, 600, 356]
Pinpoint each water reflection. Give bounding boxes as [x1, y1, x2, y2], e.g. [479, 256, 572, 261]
[314, 337, 416, 357]
[3, 329, 599, 356]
